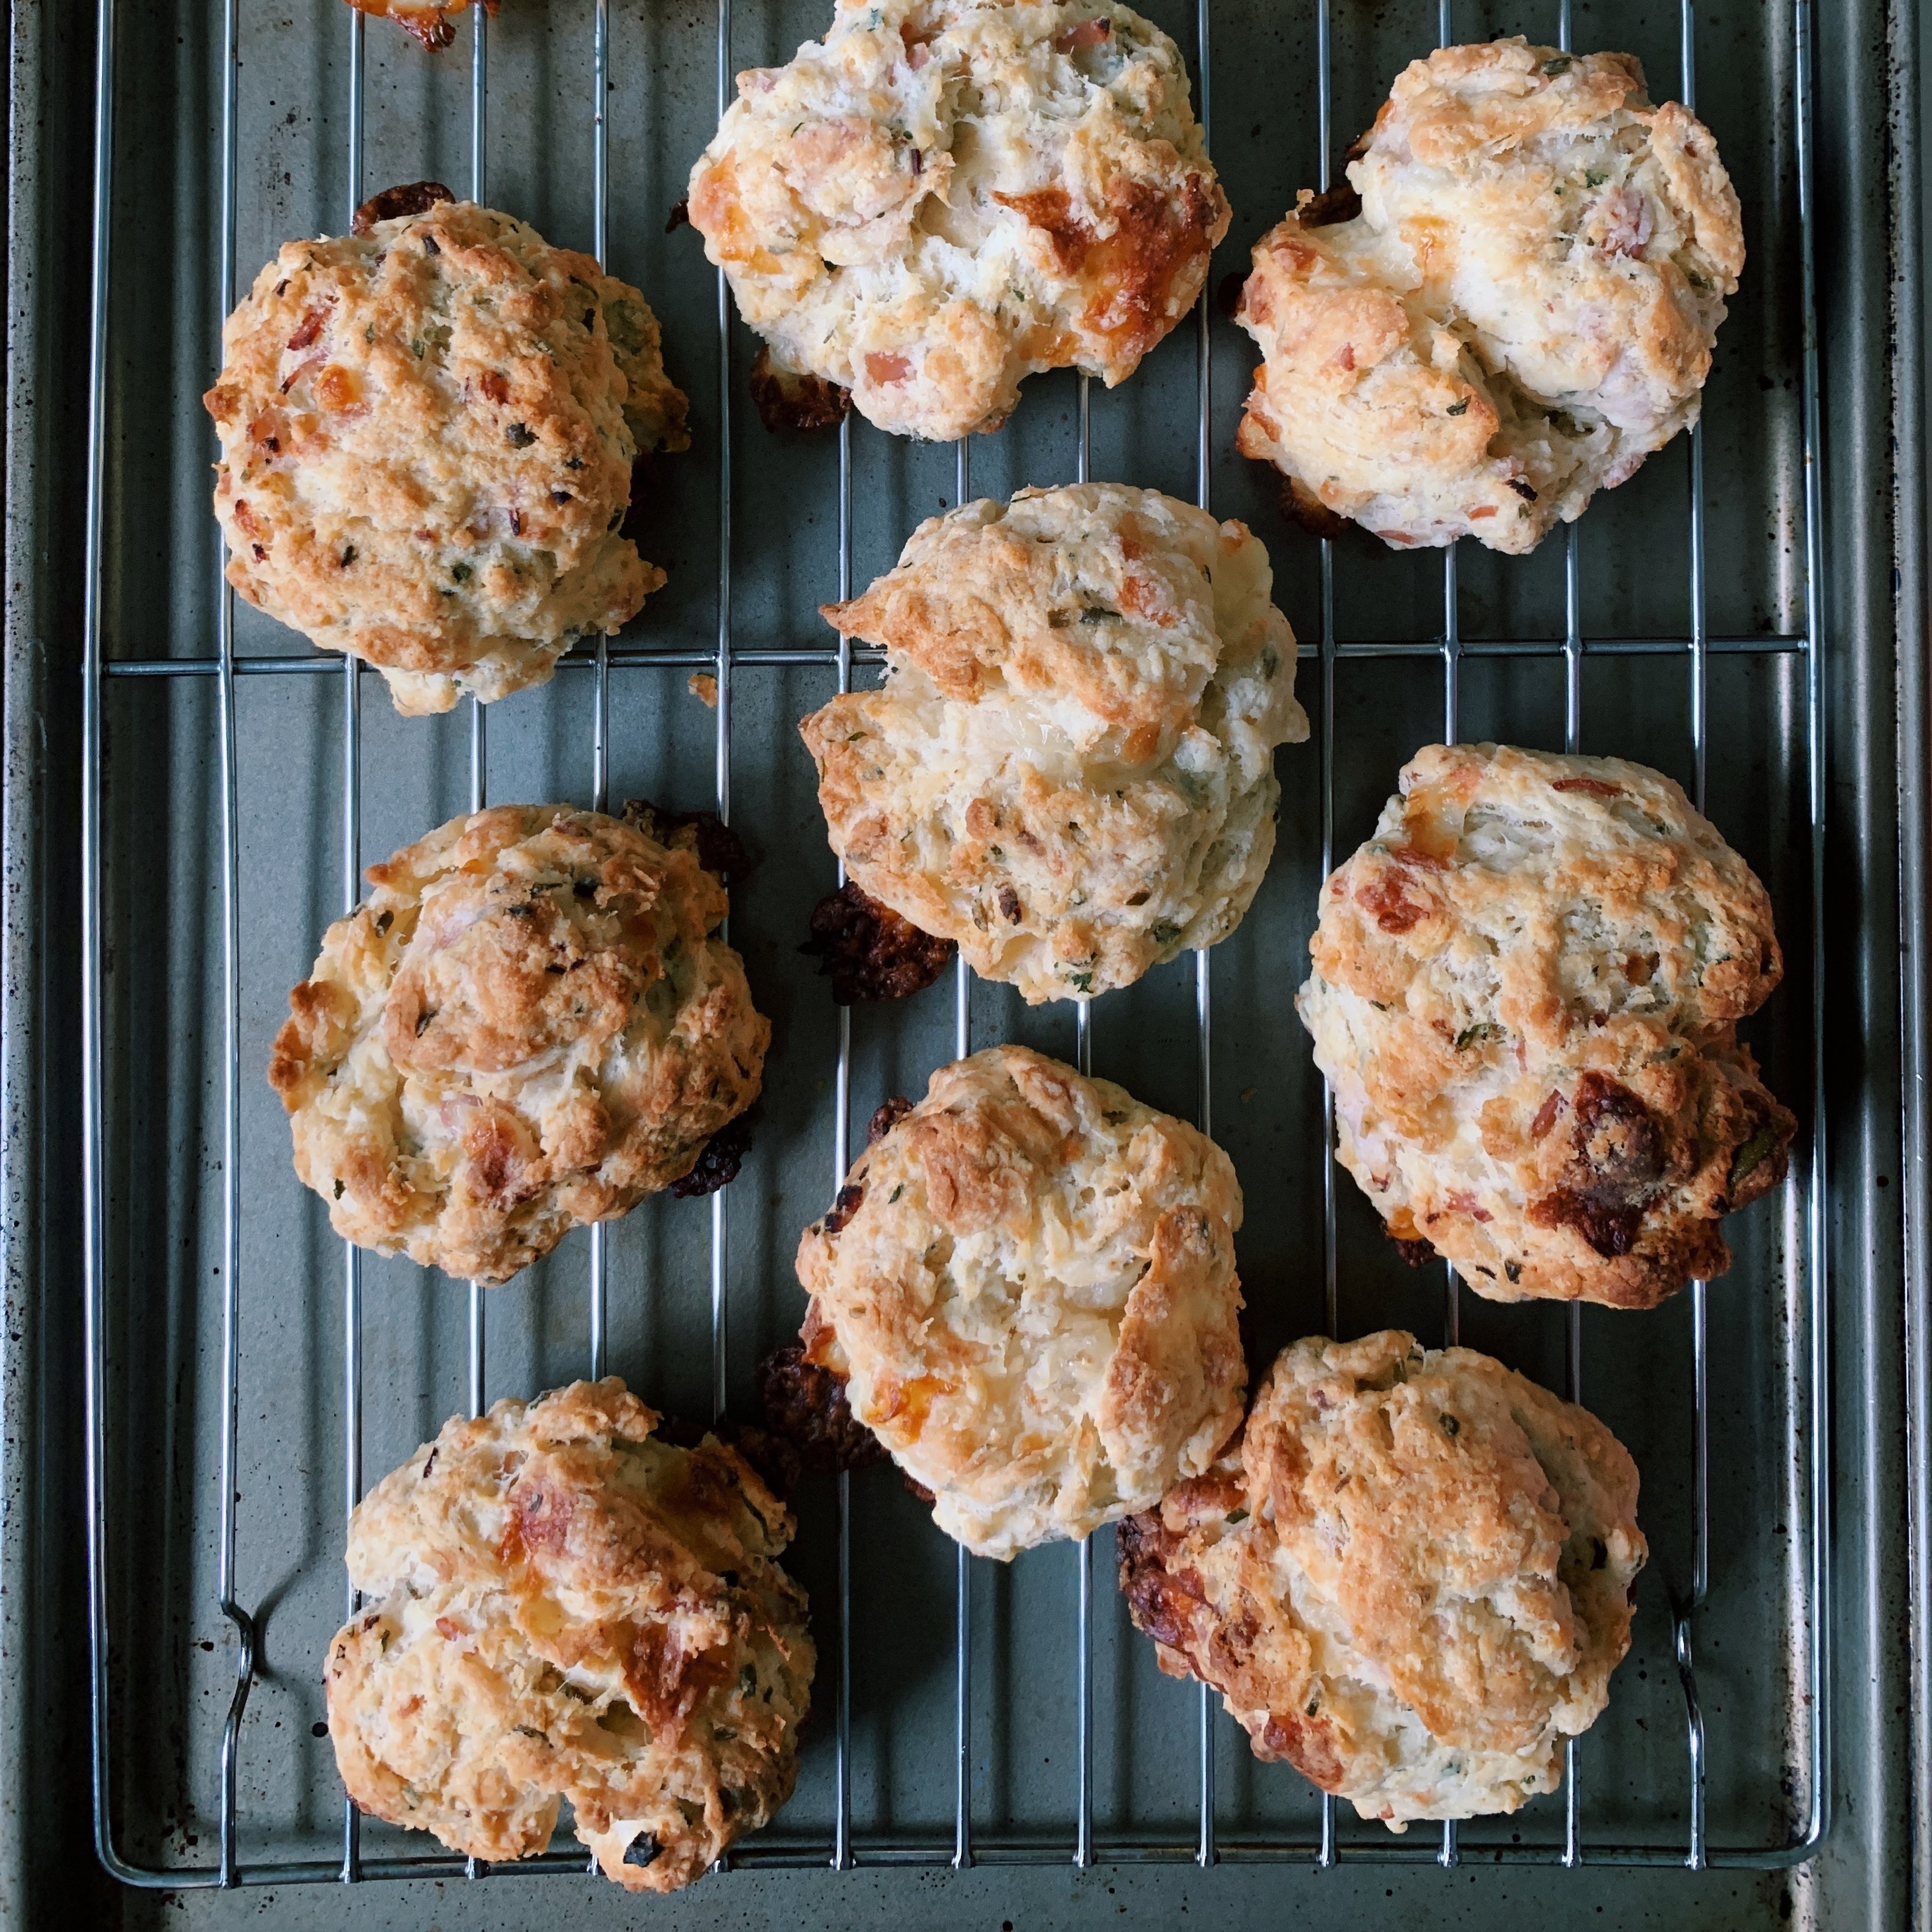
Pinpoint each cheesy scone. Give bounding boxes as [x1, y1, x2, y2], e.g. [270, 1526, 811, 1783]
[326, 1380, 813, 1891]
[206, 195, 688, 713]
[802, 484, 1308, 1005]
[1119, 1332, 1645, 1828]
[1299, 743, 1793, 1308]
[1235, 39, 1744, 551]
[269, 805, 768, 1285]
[689, 0, 1229, 440]
[795, 1044, 1246, 1558]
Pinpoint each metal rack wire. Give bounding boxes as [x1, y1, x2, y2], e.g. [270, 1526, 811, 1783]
[78, 0, 1831, 1893]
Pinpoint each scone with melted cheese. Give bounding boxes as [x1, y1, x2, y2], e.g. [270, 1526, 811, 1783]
[1299, 743, 1792, 1308]
[689, 0, 1229, 440]
[1235, 39, 1743, 551]
[269, 805, 768, 1285]
[794, 1044, 1246, 1558]
[326, 1379, 814, 1891]
[802, 484, 1308, 1005]
[205, 196, 688, 713]
[1118, 1331, 1645, 1828]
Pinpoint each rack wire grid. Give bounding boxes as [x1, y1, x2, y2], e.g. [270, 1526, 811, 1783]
[79, 0, 1827, 1895]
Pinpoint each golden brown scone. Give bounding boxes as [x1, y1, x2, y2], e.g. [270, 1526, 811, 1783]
[802, 485, 1308, 1005]
[795, 1044, 1246, 1558]
[205, 199, 688, 714]
[268, 806, 768, 1285]
[688, 0, 1228, 441]
[1299, 744, 1793, 1308]
[343, 0, 493, 49]
[1235, 39, 1743, 552]
[326, 1380, 814, 1891]
[1118, 1332, 1645, 1828]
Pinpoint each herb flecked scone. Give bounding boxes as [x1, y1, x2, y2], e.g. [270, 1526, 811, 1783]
[269, 806, 768, 1285]
[1235, 39, 1743, 551]
[688, 0, 1229, 440]
[1300, 743, 1794, 1309]
[1118, 1332, 1646, 1829]
[205, 194, 688, 714]
[795, 1044, 1247, 1558]
[326, 1380, 814, 1891]
[801, 485, 1309, 1005]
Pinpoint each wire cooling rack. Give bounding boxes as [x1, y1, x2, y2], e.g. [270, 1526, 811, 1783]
[79, 0, 1828, 1892]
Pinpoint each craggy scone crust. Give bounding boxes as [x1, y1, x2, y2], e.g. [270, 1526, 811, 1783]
[205, 199, 689, 714]
[1118, 1332, 1646, 1828]
[795, 1044, 1246, 1558]
[326, 1379, 814, 1891]
[1299, 744, 1793, 1308]
[1235, 39, 1744, 552]
[269, 806, 768, 1285]
[689, 0, 1229, 440]
[802, 485, 1309, 1005]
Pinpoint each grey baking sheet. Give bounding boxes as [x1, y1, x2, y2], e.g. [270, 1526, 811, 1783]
[2, 0, 1917, 1923]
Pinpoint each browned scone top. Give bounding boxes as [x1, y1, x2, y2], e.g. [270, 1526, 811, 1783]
[795, 1044, 1246, 1558]
[269, 806, 768, 1284]
[205, 199, 687, 714]
[1298, 742, 1793, 1308]
[325, 1379, 814, 1890]
[1118, 1332, 1645, 1828]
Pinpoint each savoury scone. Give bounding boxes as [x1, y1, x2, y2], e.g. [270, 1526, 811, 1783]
[344, 0, 492, 49]
[1118, 1331, 1645, 1828]
[327, 1379, 814, 1891]
[1299, 744, 1793, 1309]
[1235, 39, 1744, 552]
[688, 0, 1229, 440]
[802, 485, 1308, 1004]
[268, 805, 768, 1284]
[205, 195, 689, 714]
[794, 1044, 1246, 1558]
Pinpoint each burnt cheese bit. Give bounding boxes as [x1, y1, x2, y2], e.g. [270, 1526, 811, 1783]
[351, 180, 456, 235]
[621, 797, 754, 884]
[799, 880, 955, 1004]
[669, 1109, 756, 1199]
[754, 1342, 886, 1474]
[866, 1096, 913, 1145]
[747, 345, 851, 435]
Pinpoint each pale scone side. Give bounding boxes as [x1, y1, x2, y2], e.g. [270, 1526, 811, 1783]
[689, 0, 1229, 440]
[1118, 1331, 1646, 1828]
[269, 806, 768, 1284]
[802, 483, 1309, 1004]
[1235, 39, 1744, 552]
[205, 199, 688, 713]
[326, 1379, 814, 1891]
[794, 1043, 1247, 1558]
[1298, 742, 1794, 1308]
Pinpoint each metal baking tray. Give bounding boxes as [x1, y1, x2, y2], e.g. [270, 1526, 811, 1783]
[1, 0, 1920, 1923]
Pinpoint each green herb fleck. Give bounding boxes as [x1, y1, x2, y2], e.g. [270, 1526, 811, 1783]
[1259, 647, 1279, 678]
[1584, 168, 1608, 188]
[1454, 1022, 1501, 1051]
[889, 1183, 904, 1204]
[1150, 921, 1183, 945]
[1064, 969, 1094, 994]
[1226, 1507, 1249, 1524]
[1541, 54, 1572, 74]
[1446, 399, 1468, 416]
[1439, 1413, 1460, 1436]
[1729, 1124, 1779, 1189]
[450, 562, 472, 584]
